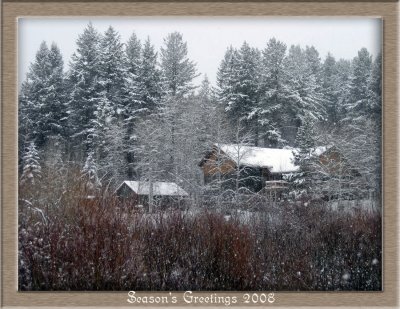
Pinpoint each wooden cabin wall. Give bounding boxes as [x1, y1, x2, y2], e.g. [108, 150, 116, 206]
[201, 151, 236, 177]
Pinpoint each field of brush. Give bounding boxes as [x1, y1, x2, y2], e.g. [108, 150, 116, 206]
[18, 187, 381, 291]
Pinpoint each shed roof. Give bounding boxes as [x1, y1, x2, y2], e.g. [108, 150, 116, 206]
[118, 181, 189, 197]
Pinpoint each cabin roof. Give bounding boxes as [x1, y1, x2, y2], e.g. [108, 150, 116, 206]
[216, 144, 299, 173]
[211, 144, 330, 174]
[117, 181, 189, 196]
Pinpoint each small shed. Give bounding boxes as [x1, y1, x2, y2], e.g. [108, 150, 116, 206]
[115, 180, 189, 209]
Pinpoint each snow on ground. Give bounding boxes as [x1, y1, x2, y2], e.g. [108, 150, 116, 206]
[328, 199, 379, 213]
[127, 198, 379, 230]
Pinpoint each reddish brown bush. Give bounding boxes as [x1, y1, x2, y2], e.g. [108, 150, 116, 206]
[18, 175, 381, 291]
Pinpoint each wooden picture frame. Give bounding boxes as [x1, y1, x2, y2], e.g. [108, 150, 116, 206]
[1, 1, 398, 307]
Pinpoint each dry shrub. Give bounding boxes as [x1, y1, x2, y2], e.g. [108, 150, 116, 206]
[19, 171, 381, 291]
[137, 211, 258, 290]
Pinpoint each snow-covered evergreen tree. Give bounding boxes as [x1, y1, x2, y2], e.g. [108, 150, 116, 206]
[217, 42, 261, 144]
[19, 41, 66, 149]
[126, 32, 142, 76]
[305, 45, 322, 82]
[322, 53, 340, 125]
[280, 45, 325, 143]
[138, 37, 162, 113]
[292, 115, 316, 197]
[258, 38, 287, 147]
[336, 49, 381, 200]
[158, 32, 198, 176]
[217, 46, 241, 116]
[88, 93, 116, 157]
[124, 32, 143, 116]
[47, 43, 68, 136]
[97, 26, 128, 115]
[67, 23, 102, 159]
[344, 47, 373, 122]
[234, 42, 261, 137]
[124, 37, 162, 179]
[18, 81, 35, 170]
[367, 52, 382, 122]
[333, 59, 352, 125]
[160, 32, 198, 97]
[81, 151, 101, 192]
[21, 142, 42, 185]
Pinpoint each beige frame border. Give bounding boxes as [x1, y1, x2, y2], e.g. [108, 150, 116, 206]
[1, 2, 398, 308]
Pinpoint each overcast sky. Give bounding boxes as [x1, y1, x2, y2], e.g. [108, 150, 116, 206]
[18, 17, 382, 87]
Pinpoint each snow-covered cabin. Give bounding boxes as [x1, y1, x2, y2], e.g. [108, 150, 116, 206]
[199, 144, 299, 193]
[199, 144, 361, 199]
[115, 181, 189, 209]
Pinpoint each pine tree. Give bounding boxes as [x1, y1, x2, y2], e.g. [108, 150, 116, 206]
[19, 41, 66, 149]
[42, 43, 68, 147]
[124, 32, 143, 116]
[21, 142, 42, 185]
[217, 46, 241, 116]
[322, 53, 339, 124]
[88, 93, 116, 157]
[334, 59, 352, 124]
[160, 32, 198, 97]
[367, 52, 382, 122]
[126, 32, 142, 76]
[217, 42, 261, 144]
[305, 45, 322, 80]
[223, 43, 260, 119]
[97, 26, 127, 114]
[338, 49, 381, 200]
[67, 22, 102, 159]
[138, 37, 162, 113]
[89, 26, 129, 176]
[293, 115, 316, 197]
[81, 151, 101, 192]
[18, 81, 35, 169]
[367, 53, 382, 198]
[124, 37, 162, 179]
[259, 38, 287, 147]
[344, 47, 373, 122]
[159, 32, 198, 175]
[281, 45, 325, 143]
[236, 42, 261, 116]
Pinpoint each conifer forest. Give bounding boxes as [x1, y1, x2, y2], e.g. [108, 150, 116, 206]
[19, 22, 382, 291]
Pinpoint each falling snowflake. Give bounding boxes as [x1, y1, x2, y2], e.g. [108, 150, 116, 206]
[342, 272, 351, 281]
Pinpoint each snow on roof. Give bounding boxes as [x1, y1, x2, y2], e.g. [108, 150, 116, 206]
[215, 144, 331, 173]
[120, 181, 189, 196]
[312, 146, 328, 157]
[216, 144, 299, 173]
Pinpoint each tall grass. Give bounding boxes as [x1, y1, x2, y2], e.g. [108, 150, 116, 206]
[18, 171, 381, 291]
